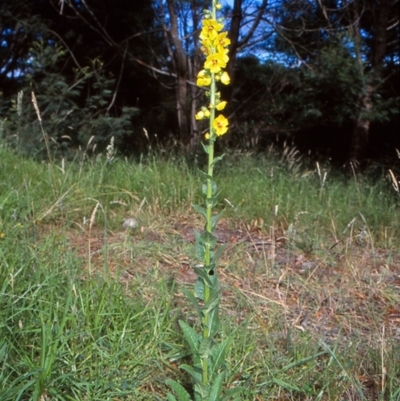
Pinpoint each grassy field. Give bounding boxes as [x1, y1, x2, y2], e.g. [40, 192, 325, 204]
[1, 143, 399, 400]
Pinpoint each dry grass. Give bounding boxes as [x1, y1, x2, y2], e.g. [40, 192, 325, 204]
[42, 208, 400, 400]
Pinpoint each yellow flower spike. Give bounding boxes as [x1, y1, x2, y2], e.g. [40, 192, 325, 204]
[204, 52, 229, 74]
[200, 19, 224, 41]
[216, 101, 227, 111]
[220, 71, 230, 85]
[212, 114, 229, 136]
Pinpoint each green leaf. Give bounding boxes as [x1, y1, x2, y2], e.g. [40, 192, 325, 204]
[210, 337, 231, 377]
[179, 364, 202, 384]
[207, 304, 220, 334]
[194, 277, 205, 300]
[206, 196, 219, 209]
[179, 321, 201, 355]
[205, 262, 217, 280]
[201, 180, 217, 196]
[210, 153, 225, 168]
[200, 230, 217, 248]
[167, 393, 178, 401]
[182, 289, 202, 315]
[210, 211, 224, 232]
[192, 204, 207, 219]
[204, 292, 220, 314]
[165, 380, 192, 401]
[194, 231, 206, 260]
[201, 142, 210, 154]
[208, 372, 225, 401]
[0, 343, 7, 363]
[221, 386, 246, 400]
[193, 267, 212, 286]
[272, 377, 302, 392]
[212, 244, 228, 263]
[197, 170, 213, 181]
[194, 383, 209, 400]
[198, 337, 213, 358]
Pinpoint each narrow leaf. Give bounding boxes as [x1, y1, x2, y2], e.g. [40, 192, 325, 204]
[221, 386, 246, 400]
[194, 383, 209, 400]
[182, 289, 202, 315]
[194, 277, 205, 301]
[201, 142, 209, 154]
[192, 204, 207, 219]
[212, 244, 228, 263]
[210, 211, 224, 231]
[197, 170, 213, 181]
[208, 372, 225, 401]
[179, 364, 202, 384]
[272, 377, 302, 392]
[179, 321, 201, 355]
[204, 293, 220, 314]
[165, 380, 192, 401]
[194, 230, 206, 260]
[207, 305, 220, 334]
[193, 267, 212, 286]
[210, 153, 225, 168]
[210, 336, 232, 376]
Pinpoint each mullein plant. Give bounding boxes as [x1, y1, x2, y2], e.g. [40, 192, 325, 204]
[166, 2, 242, 401]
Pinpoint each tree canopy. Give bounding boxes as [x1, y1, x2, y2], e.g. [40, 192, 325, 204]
[1, 0, 399, 166]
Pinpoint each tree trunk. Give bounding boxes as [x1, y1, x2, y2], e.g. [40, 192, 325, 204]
[166, 0, 190, 147]
[227, 0, 243, 92]
[348, 84, 373, 170]
[347, 0, 391, 170]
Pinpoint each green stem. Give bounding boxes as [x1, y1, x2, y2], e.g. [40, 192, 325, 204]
[202, 48, 217, 392]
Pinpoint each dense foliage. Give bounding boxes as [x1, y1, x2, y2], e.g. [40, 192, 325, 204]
[0, 0, 399, 165]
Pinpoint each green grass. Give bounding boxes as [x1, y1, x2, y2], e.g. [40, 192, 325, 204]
[1, 143, 399, 400]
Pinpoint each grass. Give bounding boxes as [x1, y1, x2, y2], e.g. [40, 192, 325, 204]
[0, 143, 399, 400]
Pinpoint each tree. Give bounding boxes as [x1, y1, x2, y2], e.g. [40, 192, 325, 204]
[273, 0, 400, 169]
[347, 0, 398, 169]
[1, 0, 159, 156]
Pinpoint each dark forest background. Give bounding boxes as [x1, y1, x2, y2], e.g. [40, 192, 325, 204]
[1, 0, 399, 169]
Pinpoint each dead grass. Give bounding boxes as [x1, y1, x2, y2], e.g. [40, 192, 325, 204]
[37, 208, 400, 400]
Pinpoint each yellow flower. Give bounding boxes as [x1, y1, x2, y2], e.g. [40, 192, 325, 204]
[195, 110, 205, 120]
[205, 132, 210, 140]
[212, 114, 229, 136]
[205, 52, 229, 74]
[197, 70, 211, 87]
[215, 32, 231, 51]
[220, 71, 230, 85]
[195, 108, 210, 119]
[200, 36, 213, 55]
[200, 19, 224, 41]
[216, 101, 227, 111]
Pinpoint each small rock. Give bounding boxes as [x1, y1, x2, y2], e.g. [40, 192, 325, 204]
[122, 218, 138, 229]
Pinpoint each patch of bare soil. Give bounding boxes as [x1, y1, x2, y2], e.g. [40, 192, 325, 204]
[63, 217, 400, 338]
